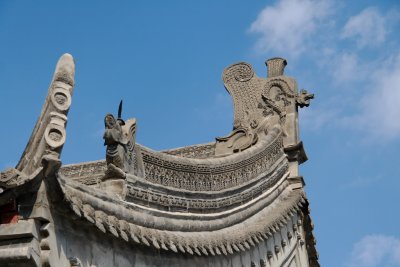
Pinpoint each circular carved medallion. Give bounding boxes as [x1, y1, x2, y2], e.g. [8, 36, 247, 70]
[51, 88, 71, 111]
[45, 124, 66, 149]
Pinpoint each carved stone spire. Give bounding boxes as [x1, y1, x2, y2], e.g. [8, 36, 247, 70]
[16, 54, 75, 175]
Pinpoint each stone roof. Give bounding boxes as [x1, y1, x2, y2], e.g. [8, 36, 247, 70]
[0, 54, 319, 267]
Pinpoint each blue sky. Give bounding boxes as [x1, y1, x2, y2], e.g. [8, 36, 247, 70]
[1, 1, 400, 266]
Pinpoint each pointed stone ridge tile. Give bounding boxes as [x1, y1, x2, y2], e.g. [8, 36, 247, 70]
[1, 54, 76, 195]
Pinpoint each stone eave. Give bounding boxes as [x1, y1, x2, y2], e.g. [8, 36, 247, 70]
[301, 199, 320, 267]
[56, 170, 307, 256]
[0, 168, 43, 206]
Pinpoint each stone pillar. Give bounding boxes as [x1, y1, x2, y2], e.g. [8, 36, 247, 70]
[266, 57, 287, 77]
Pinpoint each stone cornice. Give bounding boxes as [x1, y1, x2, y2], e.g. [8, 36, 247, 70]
[57, 171, 306, 256]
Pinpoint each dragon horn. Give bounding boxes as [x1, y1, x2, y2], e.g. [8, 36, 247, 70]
[118, 100, 123, 119]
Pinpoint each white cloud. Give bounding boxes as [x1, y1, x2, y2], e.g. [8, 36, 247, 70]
[249, 0, 332, 57]
[299, 106, 339, 132]
[332, 53, 360, 83]
[194, 92, 232, 122]
[310, 52, 400, 141]
[353, 54, 400, 140]
[250, 3, 400, 142]
[341, 174, 382, 189]
[1, 162, 16, 170]
[341, 7, 393, 48]
[346, 235, 400, 267]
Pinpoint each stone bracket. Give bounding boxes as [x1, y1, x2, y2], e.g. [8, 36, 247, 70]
[284, 141, 308, 165]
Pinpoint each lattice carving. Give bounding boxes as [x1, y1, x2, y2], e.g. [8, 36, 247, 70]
[162, 143, 215, 158]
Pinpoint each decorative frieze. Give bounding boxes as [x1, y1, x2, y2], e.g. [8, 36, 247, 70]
[163, 143, 216, 158]
[127, 160, 288, 212]
[142, 127, 283, 191]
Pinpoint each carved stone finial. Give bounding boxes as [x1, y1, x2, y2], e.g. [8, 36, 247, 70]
[101, 109, 139, 198]
[266, 57, 287, 77]
[103, 114, 127, 176]
[117, 99, 125, 125]
[102, 101, 139, 181]
[216, 58, 299, 156]
[15, 53, 75, 177]
[296, 89, 314, 108]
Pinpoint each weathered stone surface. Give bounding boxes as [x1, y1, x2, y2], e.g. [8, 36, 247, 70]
[16, 53, 75, 176]
[0, 55, 318, 267]
[0, 219, 39, 240]
[0, 221, 41, 266]
[0, 237, 40, 267]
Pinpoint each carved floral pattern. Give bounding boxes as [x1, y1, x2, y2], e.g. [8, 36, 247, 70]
[128, 161, 288, 212]
[142, 130, 283, 191]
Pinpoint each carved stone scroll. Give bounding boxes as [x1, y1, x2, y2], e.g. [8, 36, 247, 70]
[220, 62, 261, 131]
[215, 63, 264, 156]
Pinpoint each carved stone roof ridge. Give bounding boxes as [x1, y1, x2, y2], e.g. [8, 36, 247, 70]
[0, 54, 319, 267]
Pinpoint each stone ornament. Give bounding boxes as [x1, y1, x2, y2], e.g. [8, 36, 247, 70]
[232, 62, 254, 82]
[44, 112, 67, 149]
[51, 86, 72, 111]
[296, 89, 315, 108]
[104, 113, 127, 171]
[103, 101, 141, 181]
[16, 54, 75, 176]
[0, 54, 75, 192]
[215, 57, 313, 156]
